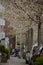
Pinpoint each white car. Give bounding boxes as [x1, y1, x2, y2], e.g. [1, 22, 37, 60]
[37, 46, 43, 55]
[25, 44, 38, 64]
[25, 51, 30, 64]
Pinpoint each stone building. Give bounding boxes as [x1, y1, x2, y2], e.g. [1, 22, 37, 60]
[0, 0, 43, 49]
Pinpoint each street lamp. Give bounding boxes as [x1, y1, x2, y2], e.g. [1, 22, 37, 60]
[20, 24, 22, 58]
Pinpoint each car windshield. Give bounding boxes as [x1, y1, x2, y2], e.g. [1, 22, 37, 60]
[40, 48, 43, 54]
[33, 46, 38, 50]
[33, 46, 39, 54]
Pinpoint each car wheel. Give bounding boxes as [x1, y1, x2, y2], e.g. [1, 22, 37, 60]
[26, 60, 28, 64]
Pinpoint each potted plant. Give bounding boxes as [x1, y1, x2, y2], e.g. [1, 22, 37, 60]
[5, 48, 10, 59]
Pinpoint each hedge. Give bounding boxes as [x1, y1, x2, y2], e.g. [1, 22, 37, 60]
[34, 56, 43, 65]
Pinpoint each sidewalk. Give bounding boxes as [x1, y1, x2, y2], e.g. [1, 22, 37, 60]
[0, 57, 27, 65]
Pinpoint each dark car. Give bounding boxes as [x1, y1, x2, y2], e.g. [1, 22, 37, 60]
[37, 46, 43, 57]
[31, 46, 43, 65]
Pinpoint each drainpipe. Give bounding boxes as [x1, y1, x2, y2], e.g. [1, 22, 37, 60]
[16, 35, 17, 48]
[38, 17, 41, 46]
[36, 11, 42, 46]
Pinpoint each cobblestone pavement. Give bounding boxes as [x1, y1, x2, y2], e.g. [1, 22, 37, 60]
[0, 57, 27, 65]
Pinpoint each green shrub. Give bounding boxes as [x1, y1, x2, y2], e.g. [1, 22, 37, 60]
[31, 55, 37, 62]
[34, 57, 43, 65]
[5, 48, 10, 59]
[5, 48, 10, 54]
[0, 45, 5, 53]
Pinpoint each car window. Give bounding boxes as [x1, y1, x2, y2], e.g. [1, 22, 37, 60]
[26, 50, 30, 53]
[32, 46, 39, 54]
[40, 48, 43, 54]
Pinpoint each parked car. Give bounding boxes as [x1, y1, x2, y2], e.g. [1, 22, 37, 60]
[25, 50, 30, 64]
[25, 44, 38, 65]
[31, 45, 43, 65]
[18, 51, 21, 58]
[36, 46, 43, 57]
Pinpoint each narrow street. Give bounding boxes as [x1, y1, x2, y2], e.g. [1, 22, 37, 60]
[1, 57, 27, 65]
[0, 0, 43, 65]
